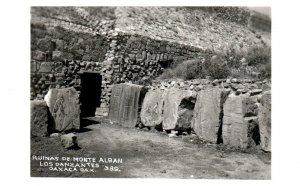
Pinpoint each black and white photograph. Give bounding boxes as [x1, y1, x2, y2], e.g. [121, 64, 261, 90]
[29, 6, 272, 179]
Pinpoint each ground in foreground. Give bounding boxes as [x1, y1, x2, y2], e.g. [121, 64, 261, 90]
[31, 117, 271, 179]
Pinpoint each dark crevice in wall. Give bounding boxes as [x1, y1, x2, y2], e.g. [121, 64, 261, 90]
[177, 96, 196, 132]
[217, 90, 230, 144]
[136, 87, 149, 128]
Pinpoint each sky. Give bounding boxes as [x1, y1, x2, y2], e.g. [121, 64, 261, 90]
[248, 7, 271, 18]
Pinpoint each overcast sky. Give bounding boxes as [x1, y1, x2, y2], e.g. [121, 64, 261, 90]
[248, 7, 271, 18]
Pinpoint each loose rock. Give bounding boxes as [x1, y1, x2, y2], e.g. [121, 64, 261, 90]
[60, 133, 79, 149]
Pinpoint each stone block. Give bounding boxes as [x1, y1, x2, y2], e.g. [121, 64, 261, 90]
[108, 83, 145, 128]
[192, 88, 228, 143]
[32, 50, 45, 61]
[38, 62, 53, 73]
[60, 133, 78, 149]
[162, 88, 193, 130]
[258, 91, 271, 152]
[31, 100, 48, 137]
[141, 89, 164, 127]
[31, 62, 37, 72]
[44, 87, 80, 132]
[223, 93, 260, 148]
[52, 51, 63, 61]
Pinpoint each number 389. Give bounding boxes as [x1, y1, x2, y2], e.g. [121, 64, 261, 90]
[104, 166, 120, 172]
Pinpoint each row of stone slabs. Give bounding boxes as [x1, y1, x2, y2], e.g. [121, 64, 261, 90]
[30, 84, 271, 152]
[108, 83, 271, 152]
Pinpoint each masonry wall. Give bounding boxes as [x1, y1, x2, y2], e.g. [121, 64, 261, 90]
[30, 22, 109, 100]
[93, 32, 213, 115]
[31, 6, 271, 116]
[111, 33, 212, 84]
[30, 22, 209, 116]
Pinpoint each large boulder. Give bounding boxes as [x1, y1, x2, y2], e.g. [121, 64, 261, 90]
[258, 91, 271, 152]
[140, 89, 164, 127]
[44, 87, 80, 132]
[109, 83, 145, 128]
[162, 88, 193, 130]
[31, 100, 48, 137]
[223, 93, 260, 148]
[192, 88, 229, 143]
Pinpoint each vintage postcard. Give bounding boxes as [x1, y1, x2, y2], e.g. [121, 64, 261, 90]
[30, 6, 271, 179]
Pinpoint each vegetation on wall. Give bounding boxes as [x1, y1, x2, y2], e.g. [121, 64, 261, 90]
[158, 45, 271, 80]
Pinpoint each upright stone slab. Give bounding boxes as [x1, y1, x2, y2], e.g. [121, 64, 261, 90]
[258, 91, 271, 152]
[31, 100, 48, 137]
[140, 89, 164, 127]
[109, 84, 124, 124]
[108, 83, 143, 128]
[192, 88, 228, 143]
[223, 93, 259, 148]
[162, 88, 193, 130]
[44, 87, 80, 132]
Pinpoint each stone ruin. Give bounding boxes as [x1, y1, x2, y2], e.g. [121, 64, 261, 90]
[30, 7, 271, 152]
[105, 80, 271, 152]
[31, 79, 271, 152]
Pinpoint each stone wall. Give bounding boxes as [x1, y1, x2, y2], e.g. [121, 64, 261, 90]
[31, 7, 271, 117]
[93, 32, 212, 115]
[111, 33, 210, 84]
[31, 21, 109, 100]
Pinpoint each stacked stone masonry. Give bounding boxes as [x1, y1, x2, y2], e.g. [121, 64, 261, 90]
[31, 7, 270, 117]
[31, 19, 209, 116]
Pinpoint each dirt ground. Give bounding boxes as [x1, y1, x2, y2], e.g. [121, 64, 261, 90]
[31, 117, 271, 179]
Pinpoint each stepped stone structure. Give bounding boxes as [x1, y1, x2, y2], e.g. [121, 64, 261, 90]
[31, 7, 271, 117]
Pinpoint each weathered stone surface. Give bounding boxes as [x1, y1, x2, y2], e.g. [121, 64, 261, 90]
[177, 97, 195, 130]
[32, 50, 45, 61]
[109, 83, 144, 128]
[31, 100, 48, 137]
[38, 62, 52, 73]
[60, 133, 78, 149]
[141, 89, 164, 127]
[191, 88, 228, 143]
[242, 96, 259, 117]
[223, 93, 260, 148]
[44, 87, 80, 132]
[162, 88, 193, 130]
[49, 133, 60, 138]
[109, 84, 123, 123]
[258, 91, 271, 152]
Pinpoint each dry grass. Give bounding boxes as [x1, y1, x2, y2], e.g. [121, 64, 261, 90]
[158, 45, 271, 80]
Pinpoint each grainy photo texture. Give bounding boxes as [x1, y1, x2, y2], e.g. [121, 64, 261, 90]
[30, 7, 271, 179]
